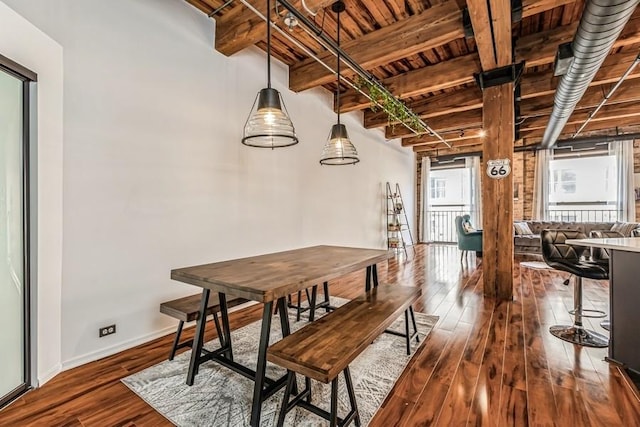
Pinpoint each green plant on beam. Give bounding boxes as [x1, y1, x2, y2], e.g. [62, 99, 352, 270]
[354, 76, 428, 135]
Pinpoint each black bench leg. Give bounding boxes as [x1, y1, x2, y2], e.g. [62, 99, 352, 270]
[404, 310, 411, 355]
[372, 264, 379, 288]
[276, 371, 296, 427]
[250, 300, 274, 427]
[218, 292, 234, 361]
[187, 288, 210, 386]
[344, 367, 361, 427]
[330, 377, 339, 427]
[277, 297, 298, 395]
[213, 312, 224, 347]
[305, 377, 312, 403]
[365, 266, 372, 292]
[308, 285, 318, 322]
[296, 290, 303, 321]
[323, 281, 330, 312]
[410, 306, 419, 343]
[169, 320, 184, 361]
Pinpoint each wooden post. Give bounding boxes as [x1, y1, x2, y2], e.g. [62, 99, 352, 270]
[482, 83, 514, 299]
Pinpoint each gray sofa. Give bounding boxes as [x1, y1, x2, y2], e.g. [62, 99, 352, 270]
[513, 220, 640, 255]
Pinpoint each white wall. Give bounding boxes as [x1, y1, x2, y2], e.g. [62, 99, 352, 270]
[0, 2, 64, 384]
[1, 0, 414, 374]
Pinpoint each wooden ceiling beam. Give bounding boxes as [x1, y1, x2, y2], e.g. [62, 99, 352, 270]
[403, 129, 486, 146]
[413, 138, 487, 153]
[338, 55, 481, 113]
[374, 52, 640, 134]
[521, 79, 640, 118]
[387, 110, 483, 139]
[289, 1, 464, 92]
[336, 0, 581, 112]
[520, 115, 640, 141]
[292, 0, 578, 93]
[466, 0, 497, 70]
[341, 9, 640, 114]
[213, 0, 334, 56]
[521, 103, 640, 132]
[401, 98, 640, 146]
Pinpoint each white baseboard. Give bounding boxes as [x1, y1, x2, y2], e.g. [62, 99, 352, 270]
[61, 325, 177, 371]
[37, 363, 62, 386]
[55, 300, 260, 375]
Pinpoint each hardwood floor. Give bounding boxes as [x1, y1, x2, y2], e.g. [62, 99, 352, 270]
[2, 244, 639, 426]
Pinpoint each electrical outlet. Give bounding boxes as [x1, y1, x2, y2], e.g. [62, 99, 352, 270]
[99, 324, 116, 338]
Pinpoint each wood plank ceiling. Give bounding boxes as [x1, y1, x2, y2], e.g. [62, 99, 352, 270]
[185, 0, 640, 157]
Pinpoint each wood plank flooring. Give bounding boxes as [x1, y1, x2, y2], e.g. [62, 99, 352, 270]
[1, 244, 639, 426]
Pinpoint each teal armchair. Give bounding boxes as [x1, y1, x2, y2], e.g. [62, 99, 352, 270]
[455, 215, 483, 261]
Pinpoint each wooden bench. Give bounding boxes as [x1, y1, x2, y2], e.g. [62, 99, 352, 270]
[267, 284, 422, 427]
[160, 293, 248, 360]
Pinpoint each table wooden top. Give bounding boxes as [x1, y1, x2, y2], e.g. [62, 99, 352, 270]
[171, 245, 391, 302]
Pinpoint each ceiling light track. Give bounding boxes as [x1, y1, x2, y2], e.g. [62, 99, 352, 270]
[235, 0, 450, 147]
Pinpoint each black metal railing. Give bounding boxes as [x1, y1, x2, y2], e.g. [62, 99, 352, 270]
[427, 207, 619, 244]
[547, 209, 618, 222]
[428, 207, 468, 243]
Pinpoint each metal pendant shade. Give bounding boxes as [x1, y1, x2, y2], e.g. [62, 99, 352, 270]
[320, 123, 360, 165]
[243, 88, 298, 148]
[242, 0, 298, 148]
[320, 0, 359, 166]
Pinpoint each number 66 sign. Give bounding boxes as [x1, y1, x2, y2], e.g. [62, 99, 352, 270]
[486, 159, 511, 179]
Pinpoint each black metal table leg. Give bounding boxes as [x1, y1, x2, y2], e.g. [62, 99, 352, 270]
[186, 288, 210, 386]
[277, 297, 299, 394]
[372, 263, 379, 288]
[323, 281, 330, 312]
[308, 285, 318, 322]
[218, 292, 234, 361]
[365, 266, 372, 292]
[250, 300, 274, 427]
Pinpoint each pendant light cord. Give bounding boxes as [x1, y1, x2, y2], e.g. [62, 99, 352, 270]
[267, 0, 272, 88]
[336, 6, 341, 125]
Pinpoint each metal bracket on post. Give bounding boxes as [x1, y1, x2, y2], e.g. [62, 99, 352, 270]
[473, 62, 525, 90]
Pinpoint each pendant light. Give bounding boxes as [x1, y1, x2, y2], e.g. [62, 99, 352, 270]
[242, 0, 298, 148]
[320, 1, 359, 165]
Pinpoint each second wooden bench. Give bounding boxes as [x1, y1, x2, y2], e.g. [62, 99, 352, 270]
[267, 284, 422, 426]
[160, 293, 248, 360]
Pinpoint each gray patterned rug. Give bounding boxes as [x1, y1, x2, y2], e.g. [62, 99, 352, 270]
[122, 297, 438, 426]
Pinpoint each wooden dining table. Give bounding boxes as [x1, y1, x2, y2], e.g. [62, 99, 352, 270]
[170, 245, 391, 427]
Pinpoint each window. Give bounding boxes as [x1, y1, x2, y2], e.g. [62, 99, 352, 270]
[0, 54, 36, 409]
[430, 178, 446, 199]
[551, 169, 577, 194]
[547, 153, 617, 222]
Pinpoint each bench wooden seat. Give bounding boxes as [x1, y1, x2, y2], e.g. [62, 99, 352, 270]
[267, 284, 422, 426]
[160, 293, 248, 360]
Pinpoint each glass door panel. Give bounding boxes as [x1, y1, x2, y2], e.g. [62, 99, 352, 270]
[0, 68, 26, 400]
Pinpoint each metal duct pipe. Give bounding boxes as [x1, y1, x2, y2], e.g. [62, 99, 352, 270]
[540, 0, 640, 148]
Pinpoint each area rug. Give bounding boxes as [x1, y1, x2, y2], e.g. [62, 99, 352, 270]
[122, 297, 438, 426]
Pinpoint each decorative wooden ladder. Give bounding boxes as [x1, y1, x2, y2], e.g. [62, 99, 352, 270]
[386, 182, 416, 258]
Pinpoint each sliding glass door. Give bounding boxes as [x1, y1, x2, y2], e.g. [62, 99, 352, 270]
[0, 56, 33, 408]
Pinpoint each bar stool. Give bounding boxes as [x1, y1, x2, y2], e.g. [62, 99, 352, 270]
[589, 230, 622, 332]
[541, 230, 609, 348]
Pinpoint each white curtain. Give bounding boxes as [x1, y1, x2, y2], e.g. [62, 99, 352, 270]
[533, 149, 553, 220]
[465, 156, 483, 228]
[420, 157, 431, 242]
[611, 140, 636, 222]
